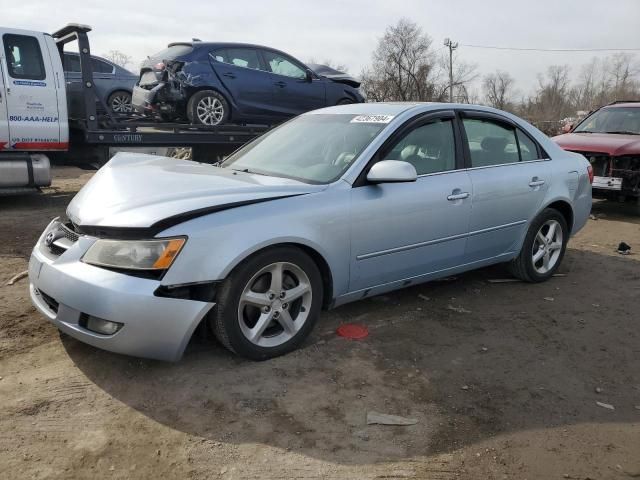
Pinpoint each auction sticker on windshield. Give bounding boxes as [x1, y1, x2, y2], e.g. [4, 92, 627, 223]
[351, 114, 394, 123]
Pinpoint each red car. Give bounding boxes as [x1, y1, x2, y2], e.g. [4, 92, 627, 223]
[553, 101, 640, 212]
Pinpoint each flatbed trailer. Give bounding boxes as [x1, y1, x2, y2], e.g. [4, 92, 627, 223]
[54, 24, 272, 164]
[0, 23, 274, 195]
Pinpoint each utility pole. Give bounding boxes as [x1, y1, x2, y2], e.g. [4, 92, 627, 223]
[443, 38, 458, 102]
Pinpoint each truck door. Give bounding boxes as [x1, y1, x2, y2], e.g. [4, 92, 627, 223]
[0, 30, 63, 150]
[0, 51, 9, 150]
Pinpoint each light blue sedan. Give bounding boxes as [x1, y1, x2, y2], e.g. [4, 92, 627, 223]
[28, 103, 592, 361]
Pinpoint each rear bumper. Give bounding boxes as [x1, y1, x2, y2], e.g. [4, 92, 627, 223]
[28, 223, 213, 361]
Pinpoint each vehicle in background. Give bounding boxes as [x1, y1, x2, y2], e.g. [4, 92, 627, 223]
[132, 42, 365, 125]
[553, 101, 640, 212]
[29, 103, 592, 361]
[63, 52, 137, 117]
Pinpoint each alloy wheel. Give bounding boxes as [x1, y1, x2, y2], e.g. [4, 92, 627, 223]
[237, 262, 312, 348]
[196, 96, 224, 125]
[110, 94, 132, 113]
[531, 219, 563, 274]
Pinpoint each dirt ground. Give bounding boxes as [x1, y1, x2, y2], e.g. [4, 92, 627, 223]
[1, 167, 639, 480]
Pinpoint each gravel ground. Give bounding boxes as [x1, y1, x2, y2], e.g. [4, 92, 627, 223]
[0, 166, 639, 479]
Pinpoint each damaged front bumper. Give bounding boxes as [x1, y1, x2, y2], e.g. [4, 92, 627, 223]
[28, 219, 213, 361]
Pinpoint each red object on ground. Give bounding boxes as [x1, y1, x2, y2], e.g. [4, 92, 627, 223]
[336, 324, 369, 340]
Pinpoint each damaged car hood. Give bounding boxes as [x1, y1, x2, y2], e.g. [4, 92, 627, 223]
[308, 64, 361, 88]
[67, 153, 324, 231]
[553, 132, 640, 156]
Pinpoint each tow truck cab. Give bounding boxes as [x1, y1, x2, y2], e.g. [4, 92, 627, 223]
[0, 26, 68, 193]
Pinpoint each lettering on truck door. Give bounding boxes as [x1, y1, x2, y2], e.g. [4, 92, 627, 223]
[1, 30, 64, 150]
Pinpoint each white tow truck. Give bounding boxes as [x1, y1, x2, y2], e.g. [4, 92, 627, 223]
[0, 26, 68, 193]
[0, 24, 271, 195]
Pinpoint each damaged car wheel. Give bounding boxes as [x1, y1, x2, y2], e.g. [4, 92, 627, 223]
[187, 90, 229, 126]
[210, 247, 322, 360]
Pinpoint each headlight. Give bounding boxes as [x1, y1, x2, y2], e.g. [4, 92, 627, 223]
[82, 238, 186, 271]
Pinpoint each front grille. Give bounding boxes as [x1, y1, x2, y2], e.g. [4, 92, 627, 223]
[36, 289, 59, 313]
[45, 222, 80, 256]
[60, 223, 80, 242]
[570, 151, 611, 176]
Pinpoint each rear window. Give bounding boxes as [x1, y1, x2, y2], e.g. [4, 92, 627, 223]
[151, 45, 193, 61]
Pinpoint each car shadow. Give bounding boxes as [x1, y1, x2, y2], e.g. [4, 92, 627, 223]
[61, 244, 640, 465]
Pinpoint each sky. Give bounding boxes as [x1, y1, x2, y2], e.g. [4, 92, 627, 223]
[4, 0, 640, 96]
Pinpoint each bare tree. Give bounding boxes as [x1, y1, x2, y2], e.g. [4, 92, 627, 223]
[482, 70, 515, 110]
[102, 50, 133, 69]
[360, 18, 439, 102]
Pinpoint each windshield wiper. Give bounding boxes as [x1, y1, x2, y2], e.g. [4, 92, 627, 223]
[231, 167, 269, 176]
[603, 130, 639, 135]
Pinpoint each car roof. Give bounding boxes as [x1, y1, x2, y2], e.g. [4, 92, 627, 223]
[169, 41, 290, 52]
[602, 102, 640, 109]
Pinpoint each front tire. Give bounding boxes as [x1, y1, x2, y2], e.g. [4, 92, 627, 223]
[508, 208, 568, 282]
[187, 90, 229, 125]
[210, 247, 323, 360]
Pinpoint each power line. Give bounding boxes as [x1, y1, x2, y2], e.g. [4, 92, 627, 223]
[460, 44, 640, 52]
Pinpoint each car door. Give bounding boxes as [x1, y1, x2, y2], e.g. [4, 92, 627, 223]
[459, 111, 551, 262]
[1, 30, 61, 149]
[89, 57, 116, 107]
[62, 53, 83, 118]
[210, 47, 275, 117]
[349, 111, 472, 292]
[260, 49, 325, 117]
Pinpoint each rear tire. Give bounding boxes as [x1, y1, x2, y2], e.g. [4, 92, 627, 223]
[210, 246, 323, 360]
[107, 90, 133, 113]
[337, 98, 354, 105]
[187, 90, 229, 125]
[508, 208, 569, 282]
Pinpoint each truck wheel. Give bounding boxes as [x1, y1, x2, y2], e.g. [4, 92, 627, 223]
[508, 208, 568, 282]
[210, 246, 323, 360]
[108, 91, 133, 113]
[187, 90, 229, 126]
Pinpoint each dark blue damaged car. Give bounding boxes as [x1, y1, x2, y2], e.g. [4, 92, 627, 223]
[132, 42, 365, 125]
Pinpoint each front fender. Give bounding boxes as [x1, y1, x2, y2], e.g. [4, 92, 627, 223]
[158, 186, 351, 300]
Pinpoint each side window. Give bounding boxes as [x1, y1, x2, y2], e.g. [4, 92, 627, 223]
[211, 48, 228, 63]
[262, 50, 306, 79]
[383, 119, 456, 175]
[3, 34, 46, 80]
[462, 118, 519, 167]
[516, 129, 542, 161]
[63, 54, 81, 72]
[91, 58, 114, 74]
[220, 48, 261, 70]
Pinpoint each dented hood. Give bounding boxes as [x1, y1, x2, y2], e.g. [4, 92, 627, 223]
[308, 64, 361, 88]
[67, 153, 323, 230]
[552, 132, 640, 156]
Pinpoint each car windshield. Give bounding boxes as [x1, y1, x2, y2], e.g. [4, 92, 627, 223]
[574, 107, 640, 134]
[221, 114, 388, 183]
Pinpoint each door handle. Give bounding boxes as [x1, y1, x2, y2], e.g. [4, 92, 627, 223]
[447, 192, 470, 201]
[274, 81, 286, 88]
[529, 179, 545, 187]
[222, 72, 236, 78]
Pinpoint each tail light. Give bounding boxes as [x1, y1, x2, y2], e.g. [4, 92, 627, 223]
[154, 62, 165, 71]
[587, 164, 594, 184]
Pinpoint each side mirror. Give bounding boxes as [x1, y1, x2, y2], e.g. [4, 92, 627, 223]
[562, 122, 574, 134]
[366, 160, 417, 184]
[305, 69, 313, 82]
